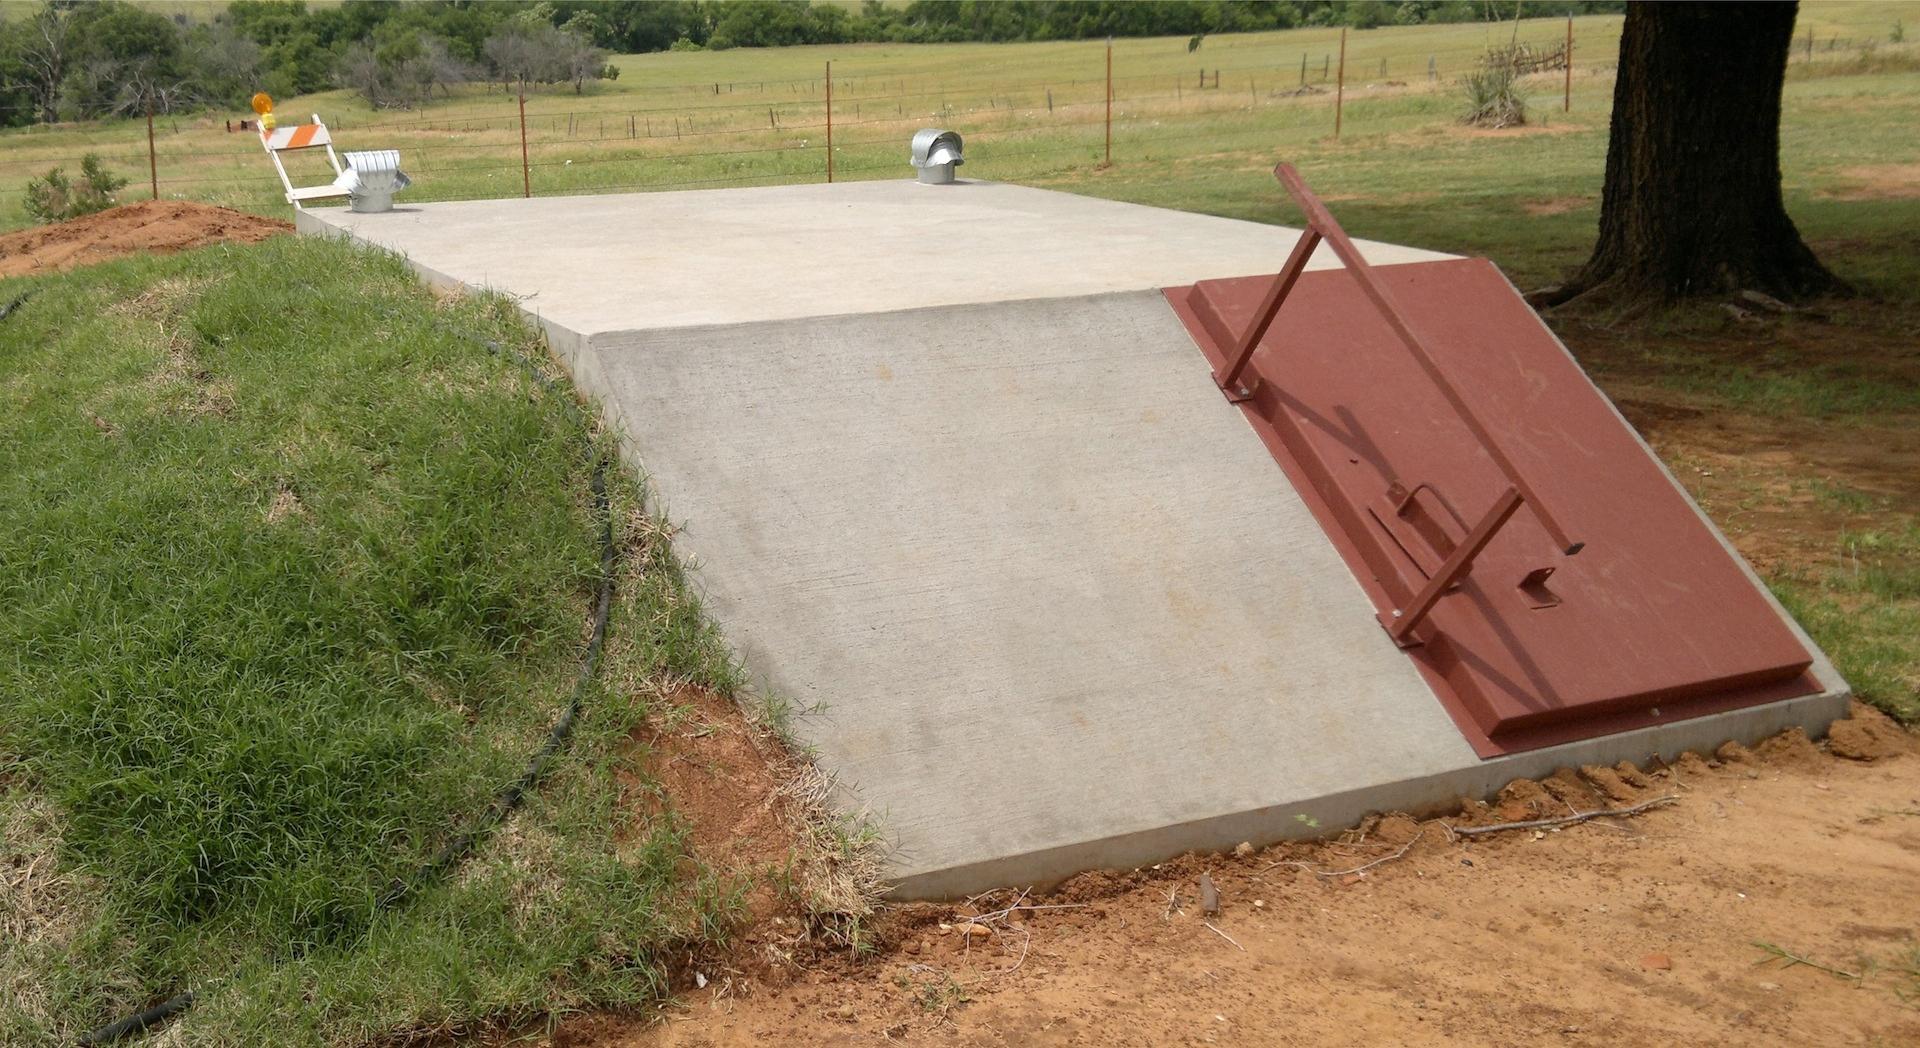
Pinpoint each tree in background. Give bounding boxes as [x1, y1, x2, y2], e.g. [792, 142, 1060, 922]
[484, 12, 610, 96]
[5, 2, 74, 123]
[59, 1, 194, 117]
[1552, 2, 1842, 306]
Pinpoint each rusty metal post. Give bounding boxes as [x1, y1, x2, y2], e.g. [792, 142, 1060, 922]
[145, 98, 158, 200]
[1564, 14, 1573, 112]
[1334, 28, 1347, 138]
[825, 60, 834, 183]
[518, 87, 530, 198]
[1104, 37, 1113, 166]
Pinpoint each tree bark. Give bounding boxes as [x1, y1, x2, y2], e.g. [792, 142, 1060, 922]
[1561, 2, 1842, 306]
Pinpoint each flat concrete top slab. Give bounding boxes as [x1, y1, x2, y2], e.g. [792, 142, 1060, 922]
[299, 180, 1452, 334]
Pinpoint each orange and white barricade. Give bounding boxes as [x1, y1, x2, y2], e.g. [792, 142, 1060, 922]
[259, 115, 350, 209]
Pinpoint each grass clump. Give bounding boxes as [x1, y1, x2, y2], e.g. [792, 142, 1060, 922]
[0, 234, 741, 1045]
[1772, 523, 1920, 726]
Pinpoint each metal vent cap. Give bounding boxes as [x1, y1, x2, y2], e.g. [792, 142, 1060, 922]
[333, 149, 412, 213]
[908, 129, 963, 185]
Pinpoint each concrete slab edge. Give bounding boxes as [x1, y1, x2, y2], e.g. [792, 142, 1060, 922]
[889, 687, 1850, 900]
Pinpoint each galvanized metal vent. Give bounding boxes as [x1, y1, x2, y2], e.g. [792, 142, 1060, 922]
[332, 149, 411, 213]
[909, 129, 963, 185]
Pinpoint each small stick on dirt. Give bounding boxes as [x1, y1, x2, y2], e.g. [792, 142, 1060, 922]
[1448, 796, 1678, 837]
[1164, 887, 1181, 919]
[1753, 941, 1861, 981]
[1263, 826, 1425, 878]
[1202, 921, 1245, 952]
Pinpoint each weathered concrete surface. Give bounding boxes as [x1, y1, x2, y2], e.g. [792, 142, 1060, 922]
[299, 182, 1849, 898]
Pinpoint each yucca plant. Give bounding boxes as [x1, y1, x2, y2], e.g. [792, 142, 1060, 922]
[1461, 53, 1528, 128]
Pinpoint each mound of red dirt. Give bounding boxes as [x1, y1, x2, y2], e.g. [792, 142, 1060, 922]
[0, 200, 291, 279]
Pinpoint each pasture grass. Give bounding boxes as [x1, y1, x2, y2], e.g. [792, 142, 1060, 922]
[0, 235, 742, 1045]
[1774, 522, 1920, 726]
[1, 2, 1913, 237]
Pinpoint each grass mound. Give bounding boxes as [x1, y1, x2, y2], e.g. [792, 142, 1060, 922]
[0, 235, 740, 1045]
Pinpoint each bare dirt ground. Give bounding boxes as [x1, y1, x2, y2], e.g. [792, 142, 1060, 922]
[556, 702, 1917, 1048]
[0, 200, 289, 278]
[537, 310, 1920, 1048]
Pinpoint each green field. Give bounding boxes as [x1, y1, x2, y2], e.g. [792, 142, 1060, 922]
[1, 2, 1914, 248]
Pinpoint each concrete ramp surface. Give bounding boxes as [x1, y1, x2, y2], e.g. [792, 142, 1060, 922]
[301, 180, 1848, 898]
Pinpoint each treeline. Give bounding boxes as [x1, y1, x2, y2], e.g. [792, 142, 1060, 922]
[0, 1, 1627, 127]
[680, 1, 1628, 51]
[0, 1, 616, 126]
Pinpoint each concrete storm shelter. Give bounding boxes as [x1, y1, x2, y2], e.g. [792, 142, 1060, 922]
[300, 171, 1849, 899]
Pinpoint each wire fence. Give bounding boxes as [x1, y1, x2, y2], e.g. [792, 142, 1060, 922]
[0, 12, 1908, 218]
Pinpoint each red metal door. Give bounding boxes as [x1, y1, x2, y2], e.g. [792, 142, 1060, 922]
[1166, 166, 1818, 756]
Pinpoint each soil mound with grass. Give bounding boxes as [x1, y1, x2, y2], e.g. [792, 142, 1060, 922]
[0, 200, 290, 278]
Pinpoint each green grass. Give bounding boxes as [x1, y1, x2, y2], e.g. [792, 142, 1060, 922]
[1774, 523, 1920, 725]
[0, 236, 743, 1045]
[2, 3, 1914, 238]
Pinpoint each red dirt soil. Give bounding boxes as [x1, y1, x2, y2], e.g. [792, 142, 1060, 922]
[0, 200, 290, 278]
[554, 703, 1920, 1048]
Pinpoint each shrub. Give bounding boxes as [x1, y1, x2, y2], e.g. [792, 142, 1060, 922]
[1461, 55, 1527, 128]
[23, 154, 129, 224]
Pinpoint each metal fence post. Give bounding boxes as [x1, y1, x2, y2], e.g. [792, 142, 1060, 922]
[1104, 37, 1113, 166]
[517, 86, 530, 198]
[1335, 28, 1347, 138]
[145, 98, 158, 200]
[825, 60, 834, 183]
[1565, 14, 1574, 112]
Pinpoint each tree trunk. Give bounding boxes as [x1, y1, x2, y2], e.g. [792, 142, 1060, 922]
[1563, 2, 1841, 305]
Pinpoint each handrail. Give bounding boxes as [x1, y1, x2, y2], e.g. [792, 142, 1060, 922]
[1208, 162, 1584, 645]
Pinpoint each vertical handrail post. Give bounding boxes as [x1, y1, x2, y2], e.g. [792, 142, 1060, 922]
[1215, 226, 1321, 399]
[1384, 488, 1523, 645]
